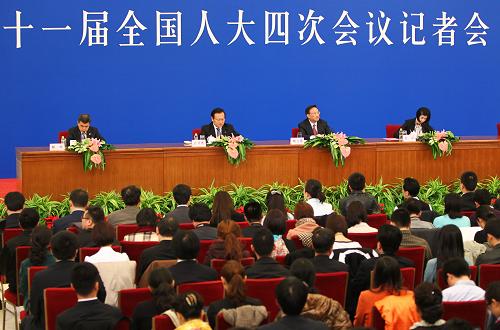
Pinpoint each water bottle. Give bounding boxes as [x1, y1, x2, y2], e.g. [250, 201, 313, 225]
[297, 132, 303, 139]
[398, 129, 403, 141]
[60, 136, 66, 148]
[193, 133, 198, 141]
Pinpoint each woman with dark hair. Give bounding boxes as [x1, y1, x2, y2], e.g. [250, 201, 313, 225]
[354, 256, 418, 327]
[123, 207, 158, 241]
[174, 291, 211, 330]
[410, 283, 445, 329]
[325, 214, 361, 249]
[474, 205, 497, 244]
[85, 222, 129, 263]
[19, 226, 55, 309]
[263, 209, 295, 257]
[433, 193, 471, 228]
[304, 179, 333, 216]
[266, 191, 294, 220]
[275, 258, 352, 329]
[287, 202, 320, 248]
[424, 224, 471, 283]
[131, 268, 176, 330]
[207, 261, 265, 328]
[210, 191, 244, 226]
[204, 220, 249, 265]
[346, 201, 377, 233]
[394, 107, 434, 138]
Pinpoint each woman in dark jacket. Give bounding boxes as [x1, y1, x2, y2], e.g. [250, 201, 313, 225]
[394, 107, 434, 138]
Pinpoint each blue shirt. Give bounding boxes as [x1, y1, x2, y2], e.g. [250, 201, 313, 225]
[433, 214, 470, 228]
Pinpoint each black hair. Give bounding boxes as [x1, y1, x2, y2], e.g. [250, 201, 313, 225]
[266, 191, 287, 216]
[442, 257, 470, 283]
[136, 208, 157, 227]
[121, 185, 141, 206]
[77, 114, 91, 123]
[405, 198, 422, 215]
[19, 208, 39, 230]
[444, 318, 473, 330]
[172, 230, 200, 260]
[29, 226, 52, 265]
[476, 205, 495, 223]
[325, 214, 348, 236]
[444, 193, 462, 219]
[91, 222, 115, 247]
[188, 203, 212, 222]
[290, 258, 316, 293]
[403, 178, 420, 197]
[71, 262, 99, 296]
[416, 107, 431, 122]
[263, 209, 286, 235]
[414, 283, 443, 324]
[158, 217, 179, 237]
[373, 256, 402, 292]
[305, 179, 326, 203]
[436, 225, 464, 265]
[485, 281, 500, 304]
[210, 107, 225, 118]
[485, 218, 500, 240]
[149, 268, 176, 311]
[348, 172, 366, 192]
[377, 224, 402, 255]
[51, 231, 78, 260]
[294, 201, 314, 220]
[4, 192, 25, 211]
[474, 189, 492, 206]
[391, 208, 411, 228]
[312, 227, 334, 254]
[172, 184, 191, 205]
[174, 291, 204, 320]
[494, 199, 500, 211]
[69, 189, 89, 208]
[86, 205, 105, 224]
[305, 104, 318, 115]
[252, 228, 274, 257]
[346, 201, 367, 227]
[460, 171, 478, 192]
[276, 277, 308, 316]
[244, 201, 262, 222]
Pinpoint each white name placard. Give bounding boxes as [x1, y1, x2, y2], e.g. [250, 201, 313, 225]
[49, 143, 65, 151]
[290, 137, 305, 145]
[402, 134, 417, 142]
[191, 139, 207, 147]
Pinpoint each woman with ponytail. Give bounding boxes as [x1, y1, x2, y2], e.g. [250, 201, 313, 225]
[19, 226, 55, 309]
[203, 220, 249, 266]
[411, 283, 445, 329]
[304, 179, 333, 216]
[131, 268, 176, 330]
[207, 260, 264, 328]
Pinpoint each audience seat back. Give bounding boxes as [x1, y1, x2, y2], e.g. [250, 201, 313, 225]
[367, 214, 388, 229]
[315, 272, 348, 307]
[177, 280, 224, 306]
[2, 228, 23, 247]
[346, 232, 377, 249]
[479, 264, 500, 289]
[197, 240, 215, 263]
[120, 241, 158, 264]
[396, 247, 425, 286]
[116, 224, 140, 241]
[179, 223, 195, 230]
[28, 266, 48, 294]
[44, 288, 77, 330]
[284, 220, 296, 237]
[246, 277, 284, 319]
[152, 315, 176, 330]
[443, 300, 486, 330]
[118, 288, 152, 319]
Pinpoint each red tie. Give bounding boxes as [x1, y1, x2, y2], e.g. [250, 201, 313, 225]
[312, 124, 318, 135]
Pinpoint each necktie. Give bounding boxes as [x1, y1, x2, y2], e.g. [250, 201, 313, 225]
[312, 124, 318, 135]
[217, 128, 221, 138]
[81, 132, 87, 140]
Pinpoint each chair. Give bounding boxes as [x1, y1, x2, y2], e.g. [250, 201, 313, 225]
[120, 241, 158, 264]
[238, 237, 253, 254]
[246, 278, 284, 319]
[192, 128, 202, 138]
[442, 300, 487, 330]
[118, 288, 152, 323]
[346, 232, 378, 249]
[479, 264, 500, 289]
[400, 267, 416, 290]
[79, 246, 122, 261]
[460, 211, 475, 218]
[285, 220, 296, 237]
[177, 280, 224, 306]
[66, 226, 78, 234]
[396, 247, 425, 286]
[236, 222, 249, 229]
[211, 257, 255, 274]
[44, 288, 78, 330]
[291, 128, 299, 138]
[275, 255, 286, 265]
[57, 131, 69, 143]
[290, 236, 305, 249]
[179, 223, 195, 230]
[28, 266, 48, 294]
[372, 306, 385, 330]
[315, 272, 348, 307]
[385, 124, 400, 139]
[116, 224, 140, 241]
[437, 266, 478, 289]
[2, 228, 23, 247]
[366, 214, 388, 229]
[197, 240, 215, 263]
[152, 315, 176, 330]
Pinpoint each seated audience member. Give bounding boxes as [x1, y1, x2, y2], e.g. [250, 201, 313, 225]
[476, 218, 500, 266]
[459, 171, 478, 211]
[287, 202, 320, 248]
[131, 268, 176, 330]
[474, 205, 497, 244]
[164, 184, 192, 224]
[242, 201, 263, 238]
[424, 225, 471, 283]
[174, 291, 211, 330]
[470, 189, 500, 225]
[169, 230, 218, 284]
[311, 228, 349, 273]
[326, 214, 362, 249]
[485, 281, 500, 330]
[304, 179, 333, 217]
[266, 190, 294, 220]
[441, 257, 484, 301]
[0, 208, 39, 294]
[444, 318, 473, 330]
[354, 256, 418, 328]
[123, 207, 159, 241]
[275, 258, 351, 329]
[339, 172, 380, 216]
[259, 277, 329, 330]
[398, 177, 432, 211]
[411, 283, 446, 330]
[56, 262, 123, 329]
[137, 218, 178, 280]
[346, 201, 377, 234]
[84, 222, 130, 263]
[108, 185, 141, 226]
[19, 226, 55, 309]
[263, 209, 294, 257]
[246, 228, 290, 279]
[26, 231, 106, 330]
[77, 205, 105, 247]
[207, 260, 265, 328]
[433, 193, 471, 228]
[210, 191, 245, 226]
[0, 191, 25, 229]
[391, 208, 432, 261]
[189, 202, 216, 240]
[53, 189, 88, 233]
[204, 220, 249, 265]
[406, 198, 435, 229]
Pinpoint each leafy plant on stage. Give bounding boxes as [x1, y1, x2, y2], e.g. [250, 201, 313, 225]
[303, 133, 365, 167]
[140, 190, 169, 216]
[0, 199, 6, 219]
[260, 182, 304, 212]
[67, 138, 115, 171]
[229, 184, 267, 208]
[191, 181, 222, 208]
[366, 178, 402, 216]
[419, 179, 449, 214]
[90, 191, 124, 215]
[449, 179, 463, 194]
[479, 176, 500, 198]
[55, 194, 71, 217]
[25, 194, 62, 219]
[418, 130, 459, 159]
[323, 181, 349, 214]
[208, 135, 254, 166]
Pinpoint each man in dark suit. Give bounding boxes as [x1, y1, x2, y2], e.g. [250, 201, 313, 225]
[397, 177, 431, 212]
[460, 171, 478, 211]
[311, 228, 349, 273]
[53, 189, 88, 233]
[56, 262, 122, 329]
[200, 108, 239, 139]
[24, 231, 106, 330]
[246, 228, 290, 279]
[242, 201, 263, 238]
[189, 203, 217, 240]
[107, 185, 141, 227]
[476, 219, 500, 267]
[168, 230, 218, 284]
[67, 114, 104, 144]
[0, 191, 25, 230]
[137, 218, 178, 279]
[297, 105, 332, 140]
[163, 184, 191, 224]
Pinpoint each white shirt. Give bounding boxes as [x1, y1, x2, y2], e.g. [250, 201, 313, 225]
[333, 241, 362, 250]
[442, 279, 485, 302]
[84, 246, 130, 263]
[347, 222, 378, 234]
[213, 124, 222, 138]
[306, 198, 333, 216]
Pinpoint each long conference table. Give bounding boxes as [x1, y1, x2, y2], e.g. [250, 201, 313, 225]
[16, 137, 500, 199]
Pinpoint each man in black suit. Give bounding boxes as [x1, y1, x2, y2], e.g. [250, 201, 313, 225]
[77, 206, 105, 247]
[460, 171, 478, 211]
[163, 184, 192, 224]
[168, 230, 218, 284]
[297, 105, 332, 140]
[0, 191, 25, 230]
[246, 228, 290, 279]
[189, 203, 217, 240]
[56, 262, 122, 329]
[67, 114, 104, 144]
[397, 177, 431, 212]
[137, 218, 178, 279]
[53, 189, 88, 233]
[242, 201, 263, 238]
[311, 228, 349, 273]
[200, 108, 239, 139]
[24, 231, 106, 330]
